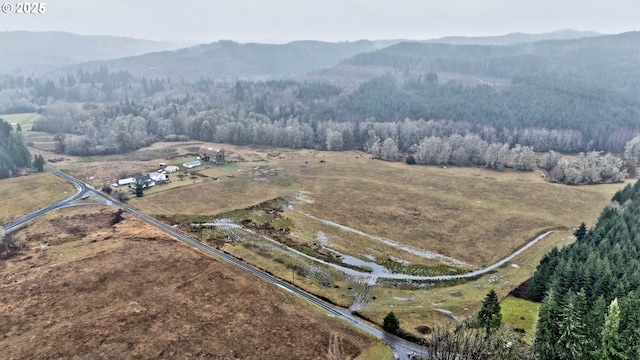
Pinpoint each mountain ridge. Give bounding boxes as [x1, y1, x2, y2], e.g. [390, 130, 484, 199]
[0, 31, 184, 75]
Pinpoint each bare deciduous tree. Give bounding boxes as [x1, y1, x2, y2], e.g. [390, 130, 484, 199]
[511, 144, 536, 171]
[0, 228, 23, 259]
[380, 138, 399, 161]
[623, 135, 640, 165]
[484, 143, 510, 170]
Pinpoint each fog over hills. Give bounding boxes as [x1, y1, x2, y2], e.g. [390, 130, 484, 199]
[423, 29, 601, 45]
[0, 31, 183, 75]
[58, 39, 400, 82]
[0, 29, 614, 81]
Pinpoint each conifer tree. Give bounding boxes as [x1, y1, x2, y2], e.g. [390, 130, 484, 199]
[556, 293, 587, 360]
[574, 222, 587, 242]
[592, 298, 627, 360]
[32, 154, 45, 172]
[135, 182, 144, 197]
[478, 289, 501, 335]
[383, 312, 400, 334]
[534, 289, 561, 360]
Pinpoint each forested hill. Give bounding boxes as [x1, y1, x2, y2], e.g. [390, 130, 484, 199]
[424, 29, 601, 46]
[526, 181, 640, 358]
[341, 31, 640, 94]
[0, 31, 182, 76]
[63, 40, 399, 81]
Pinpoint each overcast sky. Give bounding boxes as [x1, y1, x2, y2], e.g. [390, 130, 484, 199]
[1, 0, 638, 44]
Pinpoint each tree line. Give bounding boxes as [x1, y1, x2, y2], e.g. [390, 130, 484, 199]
[0, 119, 30, 178]
[527, 180, 640, 358]
[1, 64, 639, 157]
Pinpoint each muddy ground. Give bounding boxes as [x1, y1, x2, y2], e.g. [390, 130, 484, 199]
[0, 206, 375, 360]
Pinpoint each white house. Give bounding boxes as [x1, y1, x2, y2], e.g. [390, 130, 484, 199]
[149, 172, 168, 183]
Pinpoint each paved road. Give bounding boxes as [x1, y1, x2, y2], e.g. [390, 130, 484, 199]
[3, 168, 427, 358]
[4, 166, 87, 231]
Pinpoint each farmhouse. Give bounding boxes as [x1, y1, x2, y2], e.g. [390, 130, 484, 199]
[199, 145, 225, 164]
[183, 160, 202, 169]
[130, 174, 156, 189]
[149, 172, 168, 183]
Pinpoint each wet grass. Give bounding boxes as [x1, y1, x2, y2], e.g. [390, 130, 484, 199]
[377, 257, 467, 277]
[500, 295, 540, 344]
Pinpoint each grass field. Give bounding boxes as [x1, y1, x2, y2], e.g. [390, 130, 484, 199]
[500, 296, 540, 344]
[54, 143, 626, 268]
[0, 112, 60, 151]
[354, 343, 395, 360]
[0, 112, 41, 129]
[0, 172, 75, 226]
[42, 141, 630, 333]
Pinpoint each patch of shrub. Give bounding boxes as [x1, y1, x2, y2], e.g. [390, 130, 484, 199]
[110, 209, 125, 225]
[0, 231, 24, 259]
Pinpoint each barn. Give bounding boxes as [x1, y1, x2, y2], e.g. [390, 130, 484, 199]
[199, 146, 225, 164]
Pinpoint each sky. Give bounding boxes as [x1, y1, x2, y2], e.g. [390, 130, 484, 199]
[1, 0, 638, 44]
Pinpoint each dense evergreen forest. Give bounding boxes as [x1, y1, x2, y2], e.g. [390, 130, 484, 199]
[527, 181, 640, 358]
[0, 119, 31, 178]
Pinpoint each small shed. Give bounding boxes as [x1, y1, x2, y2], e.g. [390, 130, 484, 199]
[165, 165, 179, 173]
[199, 146, 225, 164]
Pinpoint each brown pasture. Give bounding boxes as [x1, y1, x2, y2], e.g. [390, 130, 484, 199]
[0, 206, 386, 359]
[42, 142, 630, 334]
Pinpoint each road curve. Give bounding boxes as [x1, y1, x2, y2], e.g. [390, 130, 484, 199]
[3, 166, 87, 231]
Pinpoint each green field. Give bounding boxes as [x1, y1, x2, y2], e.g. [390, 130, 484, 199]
[0, 112, 60, 151]
[500, 295, 540, 344]
[0, 112, 41, 129]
